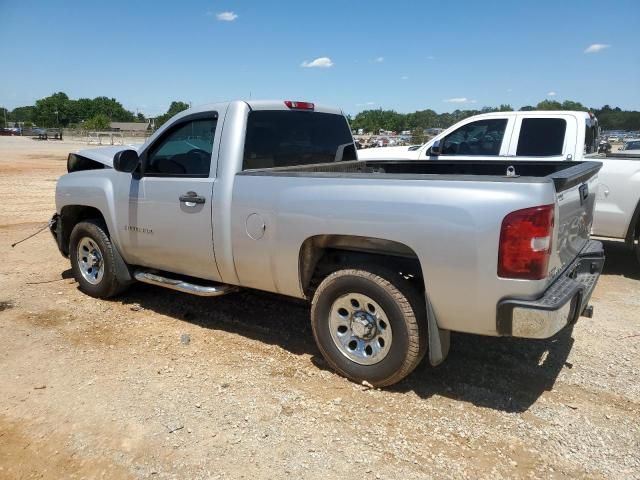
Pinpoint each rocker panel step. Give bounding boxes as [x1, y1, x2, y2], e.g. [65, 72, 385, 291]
[133, 270, 239, 297]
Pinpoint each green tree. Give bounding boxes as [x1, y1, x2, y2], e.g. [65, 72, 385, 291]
[155, 101, 190, 128]
[33, 92, 74, 127]
[83, 113, 111, 131]
[536, 100, 563, 110]
[560, 100, 587, 111]
[89, 96, 135, 122]
[10, 106, 36, 124]
[32, 93, 135, 126]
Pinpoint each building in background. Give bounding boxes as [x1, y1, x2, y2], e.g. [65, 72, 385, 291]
[110, 121, 150, 132]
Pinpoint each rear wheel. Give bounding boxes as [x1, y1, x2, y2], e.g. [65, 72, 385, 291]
[70, 220, 130, 298]
[311, 267, 427, 387]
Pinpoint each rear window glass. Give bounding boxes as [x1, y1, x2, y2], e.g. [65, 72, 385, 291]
[517, 118, 566, 156]
[243, 111, 356, 170]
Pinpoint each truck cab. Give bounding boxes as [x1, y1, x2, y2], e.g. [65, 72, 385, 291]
[358, 111, 598, 162]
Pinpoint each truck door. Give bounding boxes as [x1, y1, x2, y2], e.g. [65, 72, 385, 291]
[505, 113, 577, 161]
[421, 116, 514, 160]
[116, 111, 223, 282]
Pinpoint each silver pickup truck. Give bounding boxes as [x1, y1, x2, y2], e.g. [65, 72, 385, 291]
[50, 100, 605, 387]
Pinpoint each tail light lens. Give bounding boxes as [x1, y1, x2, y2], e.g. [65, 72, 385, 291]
[498, 204, 554, 280]
[284, 100, 314, 110]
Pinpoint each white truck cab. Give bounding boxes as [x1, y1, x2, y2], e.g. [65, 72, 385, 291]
[358, 111, 596, 162]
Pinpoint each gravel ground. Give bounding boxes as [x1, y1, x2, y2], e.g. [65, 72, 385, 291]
[1, 136, 639, 479]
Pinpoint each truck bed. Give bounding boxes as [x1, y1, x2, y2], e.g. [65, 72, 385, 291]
[242, 159, 602, 192]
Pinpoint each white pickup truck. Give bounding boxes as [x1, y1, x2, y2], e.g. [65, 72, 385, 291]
[359, 111, 640, 262]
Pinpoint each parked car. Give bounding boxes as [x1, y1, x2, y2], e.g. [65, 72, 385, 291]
[358, 110, 640, 263]
[49, 100, 604, 387]
[618, 139, 640, 153]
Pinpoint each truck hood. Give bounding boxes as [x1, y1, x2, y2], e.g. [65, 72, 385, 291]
[357, 145, 422, 160]
[73, 145, 141, 168]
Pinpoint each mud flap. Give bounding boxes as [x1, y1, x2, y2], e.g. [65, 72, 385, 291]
[426, 293, 450, 366]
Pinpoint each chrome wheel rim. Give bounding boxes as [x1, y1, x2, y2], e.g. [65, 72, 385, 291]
[329, 293, 392, 365]
[76, 237, 104, 285]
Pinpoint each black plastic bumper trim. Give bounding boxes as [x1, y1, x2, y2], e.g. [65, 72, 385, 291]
[496, 240, 605, 336]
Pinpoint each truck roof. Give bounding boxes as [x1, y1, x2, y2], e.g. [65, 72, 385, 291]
[175, 100, 343, 117]
[464, 110, 590, 118]
[141, 100, 345, 153]
[463, 110, 592, 119]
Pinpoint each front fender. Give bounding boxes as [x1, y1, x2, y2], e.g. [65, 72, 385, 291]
[56, 170, 124, 256]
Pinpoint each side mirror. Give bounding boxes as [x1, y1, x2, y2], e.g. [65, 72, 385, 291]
[429, 139, 441, 156]
[113, 149, 139, 173]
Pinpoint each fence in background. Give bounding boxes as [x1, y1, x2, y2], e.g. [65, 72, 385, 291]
[63, 128, 151, 144]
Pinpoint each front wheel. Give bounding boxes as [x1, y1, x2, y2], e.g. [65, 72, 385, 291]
[311, 267, 427, 387]
[69, 220, 130, 298]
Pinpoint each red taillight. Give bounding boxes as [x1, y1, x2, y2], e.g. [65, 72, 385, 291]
[284, 100, 314, 110]
[498, 204, 554, 280]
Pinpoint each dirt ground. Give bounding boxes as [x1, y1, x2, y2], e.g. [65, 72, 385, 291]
[1, 136, 639, 479]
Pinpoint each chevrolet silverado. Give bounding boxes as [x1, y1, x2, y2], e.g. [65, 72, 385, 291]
[50, 100, 605, 386]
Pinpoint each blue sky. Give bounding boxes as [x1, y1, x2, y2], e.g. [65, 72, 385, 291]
[1, 0, 638, 116]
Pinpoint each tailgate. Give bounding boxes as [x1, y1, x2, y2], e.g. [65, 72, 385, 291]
[551, 161, 602, 272]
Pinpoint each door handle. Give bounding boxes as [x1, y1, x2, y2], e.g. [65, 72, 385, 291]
[179, 191, 205, 205]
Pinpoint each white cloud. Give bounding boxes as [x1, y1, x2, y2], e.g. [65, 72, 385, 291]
[374, 56, 384, 63]
[301, 57, 334, 68]
[584, 43, 610, 54]
[444, 97, 476, 104]
[547, 91, 557, 96]
[215, 11, 238, 21]
[401, 76, 409, 80]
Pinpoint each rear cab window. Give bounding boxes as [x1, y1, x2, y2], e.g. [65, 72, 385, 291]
[516, 118, 567, 156]
[242, 111, 356, 170]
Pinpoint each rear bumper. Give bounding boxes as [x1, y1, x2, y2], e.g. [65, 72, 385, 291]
[496, 240, 605, 339]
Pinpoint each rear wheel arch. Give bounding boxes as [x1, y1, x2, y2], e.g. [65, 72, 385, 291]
[627, 198, 640, 263]
[623, 195, 640, 241]
[298, 234, 425, 298]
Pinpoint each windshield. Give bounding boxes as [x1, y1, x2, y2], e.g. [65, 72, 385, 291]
[623, 140, 640, 150]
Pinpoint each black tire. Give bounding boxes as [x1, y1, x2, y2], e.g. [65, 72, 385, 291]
[311, 266, 427, 387]
[69, 219, 130, 298]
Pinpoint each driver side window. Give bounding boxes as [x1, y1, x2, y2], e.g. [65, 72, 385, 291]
[441, 119, 507, 156]
[145, 117, 217, 177]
